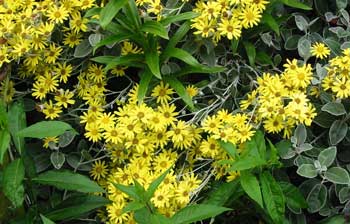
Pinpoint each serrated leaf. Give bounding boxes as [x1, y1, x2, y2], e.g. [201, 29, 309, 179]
[8, 101, 26, 154]
[122, 201, 145, 214]
[33, 170, 104, 193]
[170, 204, 231, 224]
[0, 130, 10, 164]
[141, 21, 168, 39]
[321, 102, 346, 116]
[17, 121, 74, 139]
[297, 164, 317, 178]
[329, 120, 348, 145]
[240, 172, 263, 208]
[203, 180, 240, 206]
[99, 0, 128, 28]
[45, 195, 109, 221]
[324, 167, 350, 184]
[219, 140, 237, 159]
[260, 172, 285, 224]
[279, 182, 307, 209]
[318, 146, 337, 168]
[3, 159, 25, 207]
[146, 168, 171, 200]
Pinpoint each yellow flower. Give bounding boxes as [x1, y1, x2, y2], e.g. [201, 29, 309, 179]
[90, 160, 108, 181]
[32, 82, 48, 100]
[217, 18, 241, 40]
[43, 136, 59, 148]
[54, 89, 75, 108]
[240, 5, 262, 29]
[63, 31, 82, 48]
[186, 85, 199, 98]
[310, 42, 330, 59]
[151, 186, 172, 209]
[151, 81, 174, 104]
[103, 125, 122, 144]
[42, 100, 62, 120]
[55, 63, 73, 83]
[85, 123, 103, 142]
[70, 12, 89, 33]
[331, 77, 350, 99]
[47, 5, 69, 24]
[45, 44, 62, 64]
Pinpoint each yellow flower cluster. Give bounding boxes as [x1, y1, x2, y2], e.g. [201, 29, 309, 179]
[0, 0, 93, 68]
[83, 82, 256, 222]
[322, 48, 350, 99]
[135, 0, 165, 19]
[240, 59, 317, 138]
[200, 110, 255, 181]
[191, 0, 269, 42]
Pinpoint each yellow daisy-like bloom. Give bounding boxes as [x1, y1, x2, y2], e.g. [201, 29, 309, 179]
[54, 89, 75, 108]
[43, 136, 59, 149]
[331, 77, 350, 99]
[90, 160, 108, 181]
[47, 5, 69, 24]
[240, 5, 262, 29]
[186, 85, 199, 98]
[310, 42, 330, 59]
[151, 81, 174, 104]
[217, 18, 242, 40]
[63, 31, 82, 48]
[42, 100, 62, 120]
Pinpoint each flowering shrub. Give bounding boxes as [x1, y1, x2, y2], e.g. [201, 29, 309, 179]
[1, 0, 350, 223]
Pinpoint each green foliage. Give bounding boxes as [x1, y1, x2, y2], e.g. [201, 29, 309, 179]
[17, 121, 75, 139]
[32, 170, 104, 193]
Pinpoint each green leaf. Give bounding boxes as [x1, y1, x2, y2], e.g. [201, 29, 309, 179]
[3, 159, 25, 207]
[324, 167, 350, 184]
[219, 141, 237, 159]
[17, 121, 74, 139]
[285, 35, 302, 50]
[298, 38, 311, 60]
[256, 52, 274, 66]
[279, 182, 307, 210]
[141, 21, 168, 39]
[0, 130, 10, 164]
[93, 33, 132, 53]
[8, 100, 26, 154]
[164, 21, 191, 54]
[74, 39, 92, 58]
[243, 41, 256, 66]
[162, 48, 200, 67]
[231, 39, 239, 54]
[226, 157, 266, 171]
[45, 195, 109, 221]
[329, 120, 348, 145]
[337, 0, 348, 9]
[171, 204, 231, 224]
[50, 151, 65, 169]
[122, 201, 145, 214]
[0, 99, 7, 127]
[40, 214, 55, 224]
[137, 69, 153, 103]
[325, 38, 342, 56]
[114, 183, 142, 201]
[318, 215, 346, 224]
[204, 180, 241, 206]
[261, 13, 280, 35]
[240, 172, 263, 208]
[160, 12, 199, 26]
[146, 168, 171, 200]
[260, 172, 285, 224]
[280, 0, 312, 10]
[32, 170, 104, 193]
[307, 184, 327, 213]
[124, 0, 141, 29]
[145, 38, 161, 79]
[294, 124, 307, 145]
[163, 76, 194, 110]
[321, 102, 346, 116]
[99, 0, 128, 28]
[297, 164, 317, 178]
[318, 146, 336, 168]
